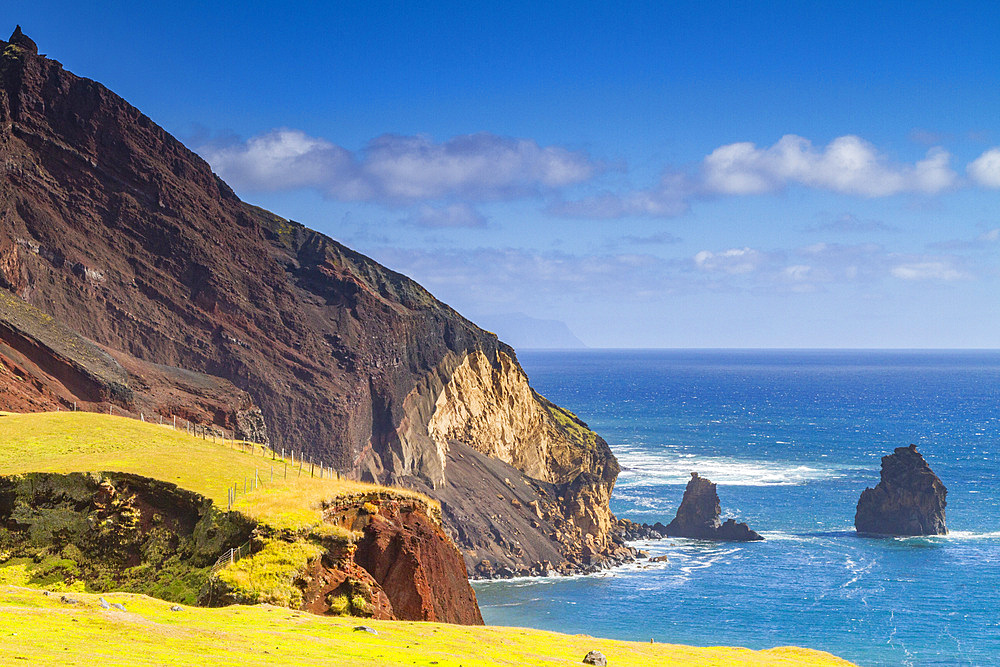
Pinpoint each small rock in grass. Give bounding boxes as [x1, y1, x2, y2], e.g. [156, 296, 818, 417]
[111, 603, 126, 612]
[170, 605, 183, 612]
[353, 625, 378, 635]
[98, 597, 110, 609]
[583, 650, 607, 666]
[60, 595, 78, 605]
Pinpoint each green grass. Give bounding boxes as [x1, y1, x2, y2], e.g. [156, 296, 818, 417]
[0, 411, 430, 532]
[214, 540, 323, 607]
[0, 585, 853, 666]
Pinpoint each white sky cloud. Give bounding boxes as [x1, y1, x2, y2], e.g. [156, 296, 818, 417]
[547, 174, 693, 219]
[702, 135, 957, 197]
[967, 148, 1000, 188]
[201, 129, 600, 204]
[693, 247, 768, 274]
[404, 203, 487, 228]
[891, 261, 968, 281]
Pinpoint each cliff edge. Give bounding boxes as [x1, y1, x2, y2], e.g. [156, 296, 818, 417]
[0, 28, 629, 575]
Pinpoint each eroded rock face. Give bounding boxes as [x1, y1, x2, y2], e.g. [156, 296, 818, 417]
[319, 493, 482, 623]
[352, 499, 483, 625]
[0, 29, 627, 575]
[663, 473, 763, 541]
[855, 444, 947, 536]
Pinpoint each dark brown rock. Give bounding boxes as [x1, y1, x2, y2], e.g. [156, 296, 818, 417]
[7, 26, 37, 55]
[663, 473, 763, 541]
[855, 444, 947, 536]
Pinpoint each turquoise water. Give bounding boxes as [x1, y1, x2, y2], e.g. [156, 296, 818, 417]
[472, 350, 1000, 666]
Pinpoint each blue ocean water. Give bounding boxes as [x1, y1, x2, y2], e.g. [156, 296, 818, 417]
[472, 350, 1000, 666]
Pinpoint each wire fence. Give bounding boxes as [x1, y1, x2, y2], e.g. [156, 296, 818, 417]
[210, 539, 254, 575]
[56, 400, 344, 528]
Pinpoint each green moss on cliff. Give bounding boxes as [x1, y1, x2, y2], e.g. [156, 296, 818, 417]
[539, 395, 598, 449]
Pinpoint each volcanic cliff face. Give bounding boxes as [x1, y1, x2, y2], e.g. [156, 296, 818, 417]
[855, 444, 947, 536]
[0, 29, 628, 574]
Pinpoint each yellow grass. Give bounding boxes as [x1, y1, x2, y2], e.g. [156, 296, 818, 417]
[0, 411, 429, 531]
[0, 586, 854, 666]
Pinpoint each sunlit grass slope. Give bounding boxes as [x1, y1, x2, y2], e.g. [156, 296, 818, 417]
[0, 586, 853, 666]
[0, 411, 428, 531]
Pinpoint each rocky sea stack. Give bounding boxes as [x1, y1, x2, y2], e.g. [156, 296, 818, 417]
[661, 473, 763, 541]
[855, 444, 947, 536]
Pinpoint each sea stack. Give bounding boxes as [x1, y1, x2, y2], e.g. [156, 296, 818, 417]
[662, 473, 763, 541]
[855, 444, 947, 536]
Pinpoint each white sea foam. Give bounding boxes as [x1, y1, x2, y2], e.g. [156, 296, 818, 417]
[615, 446, 845, 487]
[894, 530, 1000, 541]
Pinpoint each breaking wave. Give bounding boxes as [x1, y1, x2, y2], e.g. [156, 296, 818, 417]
[614, 445, 847, 487]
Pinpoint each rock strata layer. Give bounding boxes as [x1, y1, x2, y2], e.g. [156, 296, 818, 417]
[661, 473, 763, 541]
[855, 444, 947, 536]
[0, 29, 630, 576]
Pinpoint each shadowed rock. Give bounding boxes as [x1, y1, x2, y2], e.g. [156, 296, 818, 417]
[8, 26, 38, 54]
[855, 444, 947, 536]
[663, 473, 763, 541]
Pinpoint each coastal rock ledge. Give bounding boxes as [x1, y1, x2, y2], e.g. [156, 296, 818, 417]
[660, 473, 763, 541]
[855, 444, 947, 536]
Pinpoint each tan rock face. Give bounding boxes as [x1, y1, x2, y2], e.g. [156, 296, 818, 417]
[398, 350, 624, 568]
[428, 350, 551, 481]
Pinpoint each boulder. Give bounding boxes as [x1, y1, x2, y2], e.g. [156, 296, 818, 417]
[855, 444, 947, 536]
[583, 650, 608, 666]
[663, 473, 763, 541]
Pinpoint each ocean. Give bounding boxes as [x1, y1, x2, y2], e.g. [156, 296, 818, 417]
[471, 350, 1000, 666]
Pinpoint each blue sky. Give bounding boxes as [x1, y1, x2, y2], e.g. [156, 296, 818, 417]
[10, 2, 1000, 347]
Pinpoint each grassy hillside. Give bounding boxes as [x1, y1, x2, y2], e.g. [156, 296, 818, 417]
[0, 586, 852, 666]
[0, 411, 429, 531]
[0, 412, 853, 664]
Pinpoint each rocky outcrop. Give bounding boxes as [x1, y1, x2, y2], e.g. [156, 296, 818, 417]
[661, 473, 763, 541]
[352, 498, 483, 625]
[855, 444, 947, 536]
[0, 29, 627, 574]
[230, 492, 483, 624]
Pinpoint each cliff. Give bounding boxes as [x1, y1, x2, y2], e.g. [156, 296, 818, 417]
[0, 29, 628, 574]
[855, 444, 947, 536]
[0, 412, 482, 623]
